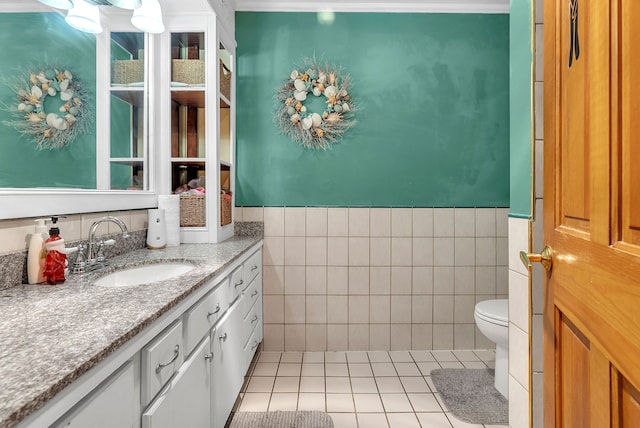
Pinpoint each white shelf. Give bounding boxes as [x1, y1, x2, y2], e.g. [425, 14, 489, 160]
[110, 157, 144, 161]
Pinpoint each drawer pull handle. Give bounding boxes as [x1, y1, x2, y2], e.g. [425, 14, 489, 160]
[235, 279, 244, 288]
[204, 352, 213, 362]
[251, 265, 258, 271]
[207, 303, 221, 318]
[251, 341, 259, 350]
[219, 332, 228, 341]
[251, 290, 258, 298]
[156, 345, 180, 373]
[251, 315, 259, 324]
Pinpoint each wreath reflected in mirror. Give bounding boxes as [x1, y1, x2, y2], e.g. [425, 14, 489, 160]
[3, 67, 92, 150]
[274, 57, 356, 150]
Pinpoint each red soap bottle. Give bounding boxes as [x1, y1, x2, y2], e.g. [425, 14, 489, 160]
[43, 220, 67, 285]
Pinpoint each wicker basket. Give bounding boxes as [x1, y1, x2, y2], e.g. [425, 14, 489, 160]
[172, 59, 205, 85]
[112, 60, 143, 84]
[180, 194, 206, 227]
[220, 60, 231, 100]
[220, 190, 232, 226]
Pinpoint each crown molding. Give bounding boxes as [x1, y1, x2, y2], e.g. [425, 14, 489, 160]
[236, 0, 509, 14]
[2, 2, 57, 12]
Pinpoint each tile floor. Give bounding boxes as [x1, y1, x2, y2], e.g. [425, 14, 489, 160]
[232, 349, 506, 428]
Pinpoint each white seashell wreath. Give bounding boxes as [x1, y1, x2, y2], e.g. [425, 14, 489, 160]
[3, 67, 91, 150]
[274, 57, 356, 150]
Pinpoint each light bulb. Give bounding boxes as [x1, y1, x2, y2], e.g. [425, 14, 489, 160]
[65, 0, 103, 34]
[131, 0, 165, 34]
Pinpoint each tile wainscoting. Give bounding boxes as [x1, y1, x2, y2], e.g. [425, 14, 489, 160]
[236, 207, 509, 352]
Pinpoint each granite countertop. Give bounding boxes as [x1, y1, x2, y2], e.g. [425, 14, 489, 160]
[0, 236, 262, 428]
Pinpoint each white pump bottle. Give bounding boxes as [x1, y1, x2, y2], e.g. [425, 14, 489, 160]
[27, 219, 49, 284]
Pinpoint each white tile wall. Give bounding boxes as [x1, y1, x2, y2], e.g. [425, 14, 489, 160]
[240, 206, 509, 352]
[0, 209, 148, 254]
[507, 217, 530, 399]
[509, 374, 530, 428]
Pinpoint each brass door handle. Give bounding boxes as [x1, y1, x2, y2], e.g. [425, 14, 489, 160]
[520, 246, 553, 272]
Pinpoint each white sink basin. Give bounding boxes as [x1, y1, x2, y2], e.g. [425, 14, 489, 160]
[95, 262, 194, 287]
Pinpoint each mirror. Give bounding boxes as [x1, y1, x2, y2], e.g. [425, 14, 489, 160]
[0, 2, 155, 219]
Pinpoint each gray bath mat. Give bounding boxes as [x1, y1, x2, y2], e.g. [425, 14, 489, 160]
[430, 368, 508, 425]
[229, 411, 334, 428]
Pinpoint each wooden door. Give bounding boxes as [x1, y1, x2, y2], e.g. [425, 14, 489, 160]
[544, 0, 640, 426]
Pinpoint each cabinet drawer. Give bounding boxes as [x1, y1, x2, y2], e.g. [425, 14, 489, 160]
[242, 297, 262, 348]
[243, 249, 262, 284]
[183, 278, 229, 356]
[141, 321, 183, 407]
[241, 273, 262, 319]
[243, 329, 261, 373]
[228, 266, 245, 304]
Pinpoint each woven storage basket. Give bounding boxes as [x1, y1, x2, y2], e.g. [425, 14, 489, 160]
[172, 59, 205, 85]
[112, 60, 143, 84]
[220, 191, 232, 226]
[180, 194, 206, 227]
[220, 60, 231, 100]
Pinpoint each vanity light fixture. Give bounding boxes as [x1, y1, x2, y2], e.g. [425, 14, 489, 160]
[65, 0, 103, 34]
[38, 0, 164, 34]
[130, 0, 165, 33]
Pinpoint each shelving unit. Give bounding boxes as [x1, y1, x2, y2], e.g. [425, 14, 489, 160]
[155, 12, 236, 244]
[95, 5, 237, 243]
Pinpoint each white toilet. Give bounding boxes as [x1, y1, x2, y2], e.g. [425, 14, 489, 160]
[474, 299, 509, 397]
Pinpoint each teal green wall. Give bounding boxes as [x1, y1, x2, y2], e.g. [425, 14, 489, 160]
[0, 13, 97, 189]
[235, 12, 510, 207]
[509, 1, 533, 218]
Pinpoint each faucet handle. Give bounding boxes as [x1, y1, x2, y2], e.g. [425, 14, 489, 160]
[71, 244, 87, 274]
[96, 241, 106, 262]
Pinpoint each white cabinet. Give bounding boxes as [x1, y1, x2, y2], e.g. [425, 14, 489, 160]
[46, 244, 262, 428]
[159, 13, 236, 244]
[142, 337, 211, 428]
[211, 304, 245, 428]
[53, 361, 137, 428]
[143, 247, 262, 428]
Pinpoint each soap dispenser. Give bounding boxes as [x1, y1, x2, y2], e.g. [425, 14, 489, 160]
[42, 216, 77, 285]
[27, 219, 48, 284]
[43, 217, 67, 285]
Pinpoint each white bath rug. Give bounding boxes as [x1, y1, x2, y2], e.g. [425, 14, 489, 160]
[229, 410, 334, 428]
[430, 368, 508, 425]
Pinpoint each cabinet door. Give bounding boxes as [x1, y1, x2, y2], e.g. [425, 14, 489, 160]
[142, 336, 211, 428]
[54, 361, 136, 428]
[109, 31, 147, 191]
[211, 304, 244, 428]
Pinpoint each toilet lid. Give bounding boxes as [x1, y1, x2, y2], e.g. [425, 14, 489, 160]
[475, 299, 508, 325]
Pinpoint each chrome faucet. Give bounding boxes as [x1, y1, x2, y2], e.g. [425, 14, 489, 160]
[86, 216, 130, 265]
